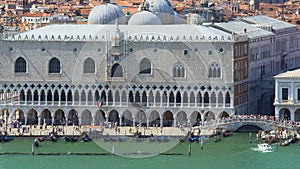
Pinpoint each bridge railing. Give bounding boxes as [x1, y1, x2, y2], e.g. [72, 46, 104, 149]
[202, 117, 297, 130]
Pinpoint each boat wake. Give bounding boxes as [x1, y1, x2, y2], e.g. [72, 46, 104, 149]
[250, 147, 274, 153]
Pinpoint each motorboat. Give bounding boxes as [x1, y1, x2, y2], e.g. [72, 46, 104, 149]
[257, 143, 273, 152]
[33, 138, 40, 146]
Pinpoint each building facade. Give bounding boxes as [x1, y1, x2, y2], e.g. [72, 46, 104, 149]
[274, 69, 300, 121]
[0, 22, 248, 127]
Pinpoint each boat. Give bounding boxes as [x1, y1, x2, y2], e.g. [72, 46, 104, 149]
[149, 136, 157, 142]
[71, 136, 78, 142]
[214, 135, 221, 143]
[38, 137, 45, 142]
[223, 131, 233, 137]
[3, 136, 15, 142]
[33, 138, 40, 146]
[257, 143, 273, 152]
[82, 135, 91, 142]
[188, 135, 199, 142]
[118, 136, 126, 142]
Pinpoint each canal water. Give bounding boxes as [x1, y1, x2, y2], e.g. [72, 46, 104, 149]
[0, 133, 299, 169]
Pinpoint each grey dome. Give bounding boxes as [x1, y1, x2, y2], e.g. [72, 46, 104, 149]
[143, 0, 175, 15]
[128, 11, 161, 25]
[88, 3, 125, 24]
[138, 0, 178, 24]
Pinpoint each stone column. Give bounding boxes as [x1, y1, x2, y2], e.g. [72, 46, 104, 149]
[208, 93, 211, 107]
[31, 91, 34, 105]
[91, 115, 95, 126]
[230, 93, 234, 108]
[167, 93, 170, 107]
[51, 116, 55, 126]
[24, 115, 27, 125]
[79, 93, 81, 105]
[201, 93, 204, 108]
[160, 93, 163, 107]
[187, 118, 191, 127]
[58, 91, 61, 105]
[119, 115, 122, 126]
[216, 95, 219, 108]
[24, 93, 27, 105]
[132, 118, 135, 127]
[51, 91, 54, 105]
[146, 92, 149, 107]
[187, 93, 191, 107]
[160, 115, 163, 127]
[38, 92, 41, 105]
[223, 93, 226, 107]
[291, 109, 295, 122]
[275, 79, 279, 103]
[146, 118, 149, 128]
[112, 91, 116, 106]
[181, 94, 183, 107]
[291, 82, 294, 103]
[173, 117, 176, 127]
[92, 93, 95, 106]
[72, 93, 75, 105]
[38, 116, 41, 126]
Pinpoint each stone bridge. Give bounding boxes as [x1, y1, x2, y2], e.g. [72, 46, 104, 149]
[203, 118, 295, 132]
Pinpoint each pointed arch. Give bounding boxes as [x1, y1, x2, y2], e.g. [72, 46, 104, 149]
[83, 57, 95, 73]
[211, 92, 216, 107]
[115, 90, 120, 105]
[149, 111, 160, 127]
[176, 111, 187, 127]
[204, 92, 209, 105]
[218, 92, 223, 107]
[111, 63, 123, 77]
[204, 111, 215, 122]
[208, 62, 221, 78]
[82, 110, 92, 125]
[87, 90, 93, 105]
[108, 110, 119, 125]
[139, 58, 151, 74]
[173, 62, 185, 77]
[81, 90, 86, 104]
[54, 109, 65, 125]
[49, 57, 61, 73]
[122, 110, 133, 126]
[15, 57, 27, 73]
[68, 109, 79, 125]
[225, 92, 230, 105]
[163, 111, 174, 127]
[27, 109, 38, 125]
[95, 110, 106, 125]
[41, 109, 52, 125]
[190, 111, 202, 126]
[136, 110, 146, 126]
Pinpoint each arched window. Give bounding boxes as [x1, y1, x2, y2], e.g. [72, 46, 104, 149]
[49, 58, 61, 73]
[111, 63, 123, 77]
[173, 62, 185, 77]
[208, 62, 221, 78]
[83, 58, 95, 73]
[139, 58, 151, 74]
[15, 57, 27, 73]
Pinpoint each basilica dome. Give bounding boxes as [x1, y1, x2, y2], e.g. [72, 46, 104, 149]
[142, 0, 175, 15]
[128, 11, 161, 25]
[138, 0, 178, 24]
[88, 3, 125, 24]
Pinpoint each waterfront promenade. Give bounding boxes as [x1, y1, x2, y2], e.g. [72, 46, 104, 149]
[1, 115, 299, 138]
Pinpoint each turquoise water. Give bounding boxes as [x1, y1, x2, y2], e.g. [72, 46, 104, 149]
[0, 133, 299, 169]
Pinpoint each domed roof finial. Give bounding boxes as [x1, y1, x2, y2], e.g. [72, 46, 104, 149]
[141, 0, 148, 11]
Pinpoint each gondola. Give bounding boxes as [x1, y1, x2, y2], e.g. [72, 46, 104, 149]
[82, 135, 91, 142]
